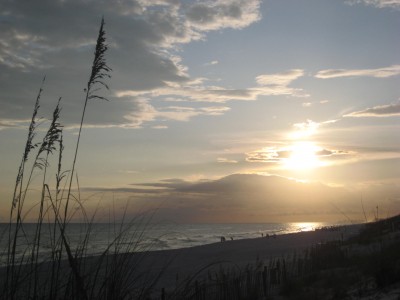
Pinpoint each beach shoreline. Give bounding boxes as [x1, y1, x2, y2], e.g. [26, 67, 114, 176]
[117, 223, 363, 294]
[3, 219, 400, 299]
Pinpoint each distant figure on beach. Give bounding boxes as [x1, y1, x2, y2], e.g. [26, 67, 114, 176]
[220, 236, 226, 242]
[230, 237, 233, 241]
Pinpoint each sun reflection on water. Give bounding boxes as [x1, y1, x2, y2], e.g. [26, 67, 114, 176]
[291, 222, 323, 232]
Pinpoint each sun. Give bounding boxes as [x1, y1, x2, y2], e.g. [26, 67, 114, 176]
[284, 142, 323, 170]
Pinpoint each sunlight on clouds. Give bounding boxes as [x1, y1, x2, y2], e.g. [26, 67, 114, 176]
[289, 120, 320, 139]
[246, 143, 326, 171]
[256, 69, 304, 86]
[289, 119, 338, 140]
[115, 68, 309, 104]
[122, 98, 231, 128]
[346, 0, 400, 9]
[284, 142, 326, 170]
[344, 100, 400, 117]
[245, 119, 352, 172]
[245, 142, 356, 172]
[217, 157, 238, 164]
[315, 65, 400, 79]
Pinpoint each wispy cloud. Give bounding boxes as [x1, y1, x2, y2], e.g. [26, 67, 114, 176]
[315, 65, 400, 79]
[0, 118, 30, 130]
[116, 69, 308, 104]
[255, 69, 309, 98]
[290, 120, 320, 139]
[344, 101, 400, 117]
[346, 0, 400, 9]
[246, 147, 291, 163]
[152, 125, 168, 129]
[289, 119, 338, 139]
[204, 60, 219, 66]
[255, 69, 304, 86]
[122, 98, 231, 128]
[217, 157, 238, 164]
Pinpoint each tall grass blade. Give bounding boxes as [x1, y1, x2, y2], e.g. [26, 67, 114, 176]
[62, 17, 111, 300]
[6, 77, 44, 298]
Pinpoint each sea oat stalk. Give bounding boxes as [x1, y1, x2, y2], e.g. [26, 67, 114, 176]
[65, 17, 111, 222]
[62, 17, 111, 300]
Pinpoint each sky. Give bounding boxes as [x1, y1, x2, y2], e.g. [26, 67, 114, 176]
[0, 0, 399, 223]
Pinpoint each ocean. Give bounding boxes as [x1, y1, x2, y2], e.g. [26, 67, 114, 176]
[0, 222, 335, 266]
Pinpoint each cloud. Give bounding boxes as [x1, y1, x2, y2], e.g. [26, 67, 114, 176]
[80, 174, 383, 222]
[255, 69, 304, 86]
[116, 69, 308, 104]
[288, 119, 338, 140]
[217, 157, 238, 164]
[152, 125, 168, 129]
[205, 60, 219, 66]
[0, 0, 261, 128]
[245, 144, 352, 164]
[185, 0, 261, 31]
[255, 69, 308, 98]
[315, 65, 400, 79]
[346, 0, 400, 9]
[122, 98, 231, 128]
[0, 119, 29, 130]
[290, 119, 320, 139]
[246, 147, 291, 163]
[344, 101, 400, 117]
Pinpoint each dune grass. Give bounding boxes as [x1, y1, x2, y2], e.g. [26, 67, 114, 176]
[0, 17, 154, 300]
[0, 15, 175, 299]
[1, 17, 178, 300]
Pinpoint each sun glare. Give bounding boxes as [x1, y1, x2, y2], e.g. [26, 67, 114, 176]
[284, 142, 323, 170]
[292, 222, 323, 232]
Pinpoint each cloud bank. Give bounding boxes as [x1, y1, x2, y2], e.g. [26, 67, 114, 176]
[82, 174, 400, 222]
[0, 0, 262, 129]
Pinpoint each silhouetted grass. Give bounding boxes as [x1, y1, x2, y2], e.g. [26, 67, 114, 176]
[0, 17, 165, 300]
